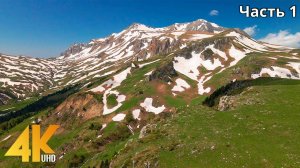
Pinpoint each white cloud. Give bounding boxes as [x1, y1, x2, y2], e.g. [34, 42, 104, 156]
[243, 25, 257, 36]
[209, 10, 219, 16]
[259, 30, 300, 48]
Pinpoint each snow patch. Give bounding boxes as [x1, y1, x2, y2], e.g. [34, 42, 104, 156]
[93, 70, 115, 78]
[198, 76, 211, 95]
[173, 51, 219, 95]
[262, 42, 293, 50]
[90, 85, 105, 92]
[101, 124, 107, 130]
[251, 66, 300, 79]
[112, 113, 126, 122]
[140, 98, 165, 114]
[90, 68, 131, 115]
[228, 45, 247, 67]
[144, 70, 153, 76]
[173, 55, 200, 80]
[226, 31, 268, 51]
[127, 125, 134, 135]
[132, 109, 141, 120]
[139, 59, 160, 68]
[172, 78, 190, 92]
[90, 67, 131, 92]
[103, 91, 126, 115]
[1, 135, 11, 142]
[205, 44, 227, 61]
[288, 62, 300, 74]
[189, 34, 213, 40]
[179, 43, 187, 49]
[268, 57, 278, 60]
[226, 31, 242, 37]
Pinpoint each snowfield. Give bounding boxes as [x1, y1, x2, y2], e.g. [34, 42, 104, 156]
[172, 39, 285, 95]
[268, 57, 278, 60]
[112, 113, 126, 122]
[90, 67, 131, 115]
[226, 31, 268, 51]
[189, 34, 213, 40]
[173, 47, 226, 95]
[205, 45, 227, 61]
[172, 78, 191, 92]
[0, 54, 59, 98]
[0, 78, 23, 86]
[173, 54, 200, 81]
[103, 91, 126, 115]
[288, 62, 300, 74]
[132, 109, 141, 120]
[140, 98, 165, 114]
[228, 45, 247, 67]
[139, 59, 160, 68]
[251, 66, 300, 80]
[198, 76, 212, 95]
[90, 67, 131, 93]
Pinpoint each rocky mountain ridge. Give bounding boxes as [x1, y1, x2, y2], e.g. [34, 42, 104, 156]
[0, 19, 226, 101]
[0, 19, 298, 105]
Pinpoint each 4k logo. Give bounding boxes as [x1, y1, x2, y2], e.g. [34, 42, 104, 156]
[5, 125, 59, 162]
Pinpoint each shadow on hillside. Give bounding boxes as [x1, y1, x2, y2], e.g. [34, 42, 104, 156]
[203, 77, 300, 107]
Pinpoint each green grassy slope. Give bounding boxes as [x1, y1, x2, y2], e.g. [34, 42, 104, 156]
[0, 98, 38, 115]
[0, 77, 299, 167]
[108, 78, 300, 167]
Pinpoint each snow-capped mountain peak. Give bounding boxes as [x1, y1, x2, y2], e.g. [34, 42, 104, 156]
[59, 19, 226, 61]
[166, 19, 224, 33]
[1, 19, 297, 103]
[127, 23, 157, 31]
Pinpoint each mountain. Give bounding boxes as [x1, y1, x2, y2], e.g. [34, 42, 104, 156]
[0, 54, 59, 99]
[0, 19, 226, 102]
[0, 19, 300, 167]
[1, 19, 297, 102]
[59, 19, 225, 60]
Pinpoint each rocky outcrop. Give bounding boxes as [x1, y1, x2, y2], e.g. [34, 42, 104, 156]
[149, 38, 172, 55]
[149, 62, 178, 82]
[203, 80, 250, 107]
[60, 43, 86, 58]
[54, 93, 103, 124]
[201, 48, 214, 61]
[139, 124, 157, 139]
[0, 92, 13, 106]
[176, 36, 234, 60]
[218, 96, 235, 111]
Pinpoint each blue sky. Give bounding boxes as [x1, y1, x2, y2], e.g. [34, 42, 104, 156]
[0, 0, 299, 58]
